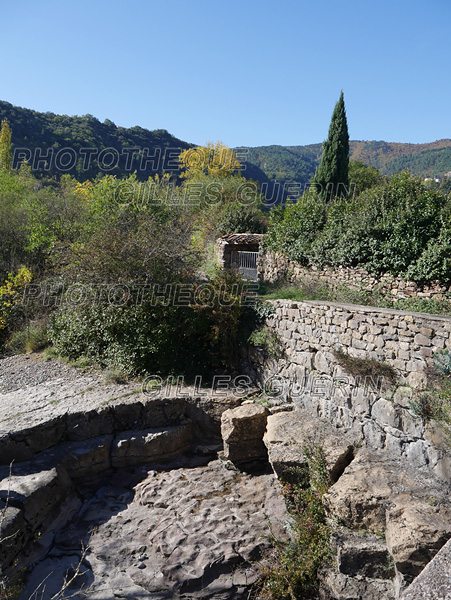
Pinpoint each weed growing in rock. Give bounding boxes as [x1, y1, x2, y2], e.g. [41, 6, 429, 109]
[434, 349, 451, 378]
[333, 348, 398, 390]
[253, 442, 331, 599]
[409, 351, 451, 442]
[408, 395, 433, 420]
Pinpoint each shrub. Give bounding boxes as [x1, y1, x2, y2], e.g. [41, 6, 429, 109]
[217, 202, 267, 235]
[408, 395, 434, 420]
[263, 190, 326, 265]
[433, 349, 451, 378]
[0, 266, 33, 350]
[48, 270, 252, 380]
[264, 171, 450, 282]
[6, 319, 49, 354]
[248, 326, 282, 358]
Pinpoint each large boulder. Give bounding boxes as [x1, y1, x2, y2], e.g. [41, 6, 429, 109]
[401, 537, 451, 600]
[221, 404, 269, 467]
[323, 450, 418, 533]
[111, 423, 194, 468]
[263, 409, 355, 483]
[385, 494, 451, 580]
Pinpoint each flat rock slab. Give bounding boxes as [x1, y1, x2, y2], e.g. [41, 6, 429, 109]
[21, 460, 288, 599]
[0, 354, 245, 463]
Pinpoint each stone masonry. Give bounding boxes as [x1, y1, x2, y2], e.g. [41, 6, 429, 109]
[258, 250, 451, 299]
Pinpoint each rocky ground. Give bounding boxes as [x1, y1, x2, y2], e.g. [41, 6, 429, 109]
[0, 353, 286, 600]
[1, 353, 451, 599]
[20, 459, 287, 599]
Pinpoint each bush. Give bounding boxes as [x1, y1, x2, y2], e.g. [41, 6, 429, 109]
[6, 319, 49, 354]
[263, 190, 326, 265]
[434, 349, 451, 378]
[265, 171, 451, 281]
[248, 326, 282, 358]
[404, 352, 451, 443]
[217, 202, 267, 235]
[0, 266, 33, 350]
[48, 271, 253, 380]
[333, 348, 398, 389]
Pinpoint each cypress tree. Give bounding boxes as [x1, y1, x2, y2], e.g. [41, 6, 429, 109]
[0, 119, 12, 171]
[312, 91, 349, 200]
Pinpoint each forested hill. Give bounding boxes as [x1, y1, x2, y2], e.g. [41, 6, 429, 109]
[241, 139, 451, 183]
[0, 100, 273, 186]
[0, 100, 192, 181]
[1, 99, 450, 185]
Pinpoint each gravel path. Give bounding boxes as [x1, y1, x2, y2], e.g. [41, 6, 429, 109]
[0, 353, 84, 394]
[0, 353, 144, 435]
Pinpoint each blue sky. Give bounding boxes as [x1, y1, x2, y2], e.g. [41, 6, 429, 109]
[2, 0, 450, 147]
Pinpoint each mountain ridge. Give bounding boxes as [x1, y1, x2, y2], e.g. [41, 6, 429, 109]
[0, 100, 450, 184]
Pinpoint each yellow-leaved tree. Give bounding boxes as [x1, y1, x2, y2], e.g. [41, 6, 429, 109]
[179, 141, 242, 180]
[0, 119, 12, 171]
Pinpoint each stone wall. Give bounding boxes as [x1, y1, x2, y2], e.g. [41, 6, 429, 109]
[245, 299, 451, 482]
[257, 250, 451, 299]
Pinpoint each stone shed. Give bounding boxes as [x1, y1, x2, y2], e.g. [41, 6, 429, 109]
[216, 233, 263, 280]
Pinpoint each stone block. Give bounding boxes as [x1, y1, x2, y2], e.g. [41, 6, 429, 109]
[414, 334, 432, 347]
[419, 327, 434, 338]
[221, 404, 269, 467]
[112, 423, 193, 468]
[406, 371, 427, 389]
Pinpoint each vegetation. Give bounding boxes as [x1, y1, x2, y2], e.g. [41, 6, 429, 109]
[254, 441, 331, 599]
[0, 124, 268, 381]
[264, 171, 451, 283]
[243, 145, 320, 184]
[241, 139, 451, 183]
[312, 91, 349, 200]
[407, 351, 451, 439]
[0, 120, 12, 171]
[257, 280, 451, 316]
[3, 100, 451, 192]
[178, 141, 242, 179]
[248, 326, 283, 358]
[348, 160, 385, 195]
[0, 100, 192, 181]
[333, 348, 398, 389]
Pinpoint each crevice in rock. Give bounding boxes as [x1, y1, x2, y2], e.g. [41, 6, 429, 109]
[329, 445, 355, 484]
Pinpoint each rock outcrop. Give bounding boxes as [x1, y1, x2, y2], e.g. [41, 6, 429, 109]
[20, 460, 287, 600]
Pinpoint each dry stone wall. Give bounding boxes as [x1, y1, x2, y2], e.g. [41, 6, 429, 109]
[258, 250, 451, 299]
[246, 299, 451, 482]
[265, 299, 451, 377]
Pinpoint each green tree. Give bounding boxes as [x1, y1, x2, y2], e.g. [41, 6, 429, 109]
[312, 91, 349, 200]
[348, 160, 384, 196]
[0, 119, 12, 171]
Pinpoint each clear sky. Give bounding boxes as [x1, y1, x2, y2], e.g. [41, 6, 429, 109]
[2, 0, 450, 147]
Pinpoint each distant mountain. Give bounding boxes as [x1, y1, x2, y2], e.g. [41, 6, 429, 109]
[1, 100, 450, 186]
[239, 139, 451, 184]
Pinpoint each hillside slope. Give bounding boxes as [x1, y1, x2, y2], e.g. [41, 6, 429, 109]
[1, 100, 449, 185]
[0, 100, 191, 181]
[241, 139, 451, 183]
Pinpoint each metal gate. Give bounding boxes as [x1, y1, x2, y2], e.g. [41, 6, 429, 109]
[231, 251, 258, 280]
